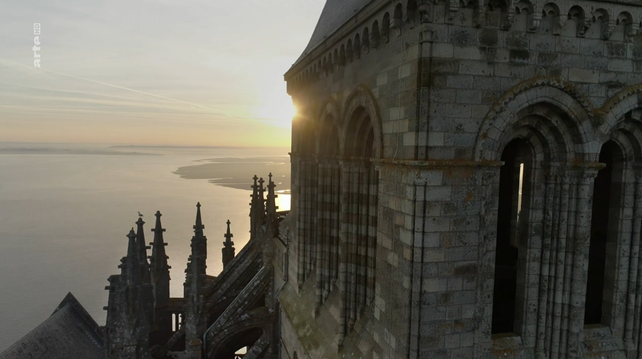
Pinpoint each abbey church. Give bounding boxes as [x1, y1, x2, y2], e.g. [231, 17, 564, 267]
[3, 0, 642, 358]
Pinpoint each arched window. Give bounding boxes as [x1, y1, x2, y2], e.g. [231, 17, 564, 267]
[493, 138, 532, 334]
[392, 4, 403, 30]
[371, 21, 380, 48]
[406, 0, 418, 23]
[315, 116, 341, 309]
[346, 39, 354, 63]
[341, 105, 379, 334]
[354, 34, 361, 59]
[362, 28, 370, 54]
[585, 141, 623, 325]
[381, 13, 391, 43]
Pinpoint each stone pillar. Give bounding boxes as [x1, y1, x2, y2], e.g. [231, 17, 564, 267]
[475, 166, 502, 359]
[187, 339, 202, 359]
[624, 167, 642, 356]
[315, 157, 329, 315]
[567, 166, 600, 359]
[296, 154, 317, 287]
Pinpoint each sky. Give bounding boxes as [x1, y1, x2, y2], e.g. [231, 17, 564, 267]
[0, 0, 326, 147]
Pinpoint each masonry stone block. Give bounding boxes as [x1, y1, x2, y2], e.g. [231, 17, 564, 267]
[282, 1, 642, 358]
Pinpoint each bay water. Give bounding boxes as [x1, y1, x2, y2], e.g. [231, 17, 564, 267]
[0, 144, 290, 351]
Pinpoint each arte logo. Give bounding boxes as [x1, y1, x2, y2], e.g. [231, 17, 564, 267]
[33, 23, 41, 68]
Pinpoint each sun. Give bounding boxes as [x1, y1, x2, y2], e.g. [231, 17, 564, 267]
[255, 93, 296, 129]
[251, 73, 297, 130]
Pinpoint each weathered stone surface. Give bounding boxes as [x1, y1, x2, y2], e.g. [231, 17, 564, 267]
[0, 293, 103, 359]
[283, 0, 642, 358]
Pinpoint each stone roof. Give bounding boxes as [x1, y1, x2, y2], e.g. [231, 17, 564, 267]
[293, 0, 372, 65]
[0, 293, 103, 359]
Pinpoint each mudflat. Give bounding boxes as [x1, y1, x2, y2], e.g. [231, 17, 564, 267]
[174, 156, 291, 192]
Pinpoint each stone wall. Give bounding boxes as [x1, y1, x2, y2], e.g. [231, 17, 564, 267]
[283, 0, 642, 358]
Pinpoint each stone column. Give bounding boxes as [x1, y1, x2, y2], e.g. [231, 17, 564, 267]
[474, 166, 502, 358]
[315, 157, 330, 314]
[624, 166, 642, 356]
[566, 165, 600, 359]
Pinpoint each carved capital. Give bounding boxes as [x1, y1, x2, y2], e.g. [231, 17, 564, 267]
[554, 16, 566, 35]
[502, 0, 516, 30]
[474, 2, 486, 27]
[447, 0, 459, 23]
[602, 19, 616, 40]
[577, 18, 592, 37]
[627, 22, 639, 39]
[528, 11, 542, 32]
[390, 17, 403, 37]
[418, 0, 433, 23]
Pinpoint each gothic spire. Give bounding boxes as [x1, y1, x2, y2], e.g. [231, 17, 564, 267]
[194, 202, 204, 232]
[258, 177, 266, 218]
[266, 173, 279, 238]
[136, 217, 150, 269]
[190, 202, 207, 277]
[150, 210, 172, 343]
[150, 211, 170, 277]
[184, 203, 208, 345]
[124, 228, 140, 285]
[135, 217, 154, 328]
[222, 220, 235, 269]
[249, 175, 269, 241]
[250, 175, 261, 240]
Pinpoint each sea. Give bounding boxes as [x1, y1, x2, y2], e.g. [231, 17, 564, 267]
[0, 143, 291, 352]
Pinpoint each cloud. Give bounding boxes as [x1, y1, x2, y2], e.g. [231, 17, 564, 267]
[0, 0, 324, 146]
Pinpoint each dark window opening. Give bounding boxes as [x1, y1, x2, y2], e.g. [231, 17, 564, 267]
[585, 141, 619, 325]
[493, 139, 531, 335]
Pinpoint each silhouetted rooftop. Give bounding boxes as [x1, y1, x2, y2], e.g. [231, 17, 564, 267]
[0, 293, 103, 359]
[294, 0, 371, 65]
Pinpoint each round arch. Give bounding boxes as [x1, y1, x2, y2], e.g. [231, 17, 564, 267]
[598, 83, 642, 143]
[316, 98, 342, 156]
[341, 85, 383, 158]
[474, 79, 595, 162]
[295, 108, 318, 155]
[602, 121, 642, 163]
[205, 309, 272, 359]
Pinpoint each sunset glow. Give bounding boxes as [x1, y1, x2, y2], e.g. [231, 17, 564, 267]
[0, 0, 324, 147]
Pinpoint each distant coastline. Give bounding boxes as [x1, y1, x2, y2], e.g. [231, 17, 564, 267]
[0, 147, 161, 156]
[0, 143, 289, 157]
[174, 156, 291, 192]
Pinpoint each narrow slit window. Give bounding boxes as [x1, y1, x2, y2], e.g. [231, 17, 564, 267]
[585, 141, 622, 326]
[493, 139, 531, 335]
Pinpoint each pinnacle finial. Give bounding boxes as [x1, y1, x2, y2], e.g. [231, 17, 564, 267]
[127, 228, 137, 258]
[194, 202, 204, 231]
[222, 219, 235, 268]
[152, 210, 165, 233]
[224, 220, 234, 244]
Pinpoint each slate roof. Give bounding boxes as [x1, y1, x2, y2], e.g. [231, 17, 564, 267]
[294, 0, 372, 65]
[0, 293, 103, 359]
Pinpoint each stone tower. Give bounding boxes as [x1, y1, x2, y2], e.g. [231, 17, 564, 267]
[184, 203, 208, 355]
[281, 0, 642, 358]
[222, 220, 235, 269]
[104, 228, 151, 359]
[149, 211, 172, 344]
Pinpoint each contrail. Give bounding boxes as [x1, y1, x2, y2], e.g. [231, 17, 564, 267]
[40, 68, 241, 118]
[0, 60, 281, 124]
